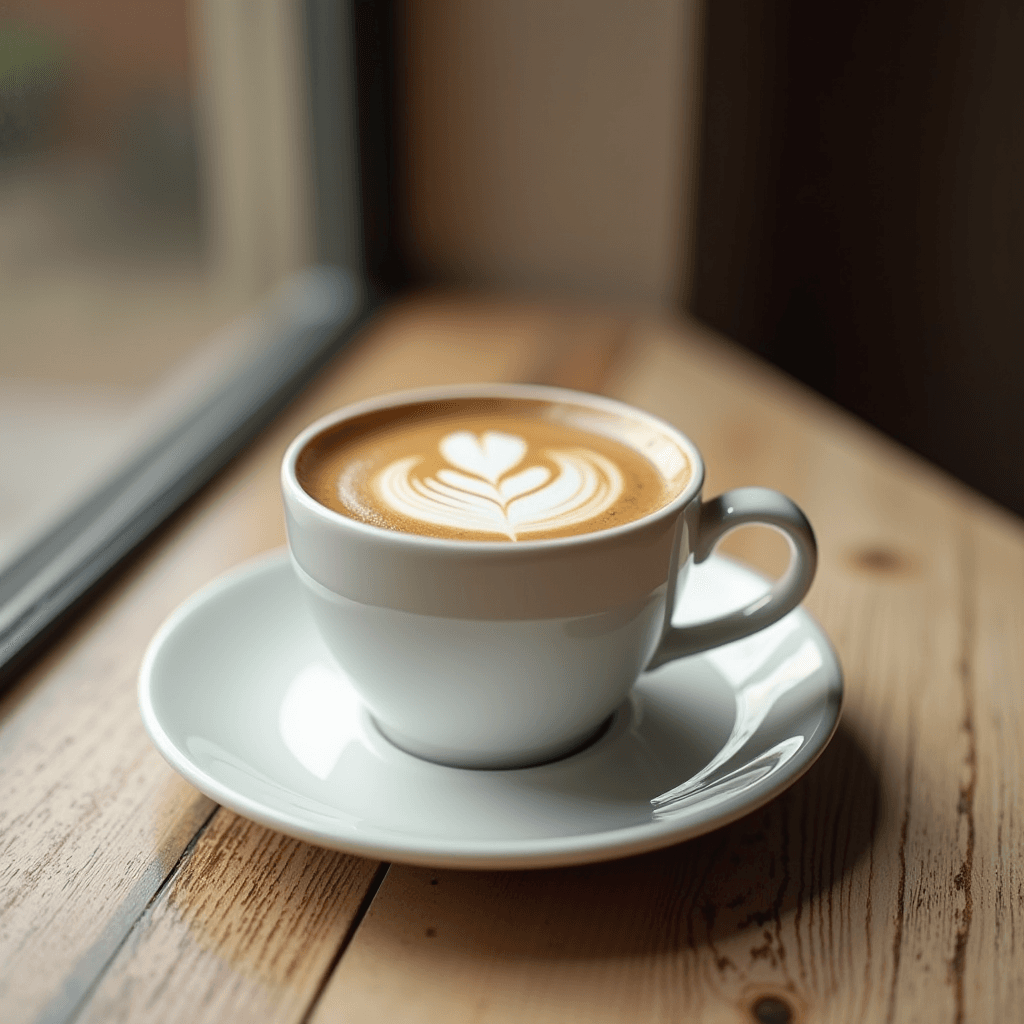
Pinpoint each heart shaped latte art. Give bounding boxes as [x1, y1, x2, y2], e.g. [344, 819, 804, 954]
[373, 430, 624, 540]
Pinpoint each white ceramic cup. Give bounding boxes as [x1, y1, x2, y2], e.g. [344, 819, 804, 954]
[282, 383, 817, 769]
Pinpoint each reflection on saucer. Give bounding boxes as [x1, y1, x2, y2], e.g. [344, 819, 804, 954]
[652, 736, 805, 815]
[651, 631, 824, 815]
[279, 663, 365, 779]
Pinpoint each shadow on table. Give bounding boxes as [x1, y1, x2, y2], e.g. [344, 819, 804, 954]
[401, 717, 880, 964]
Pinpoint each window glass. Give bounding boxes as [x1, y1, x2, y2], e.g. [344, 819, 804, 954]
[0, 2, 316, 572]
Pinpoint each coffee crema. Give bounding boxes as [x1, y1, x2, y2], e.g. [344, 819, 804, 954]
[296, 397, 691, 542]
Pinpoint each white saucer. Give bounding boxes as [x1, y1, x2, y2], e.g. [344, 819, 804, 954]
[139, 551, 842, 869]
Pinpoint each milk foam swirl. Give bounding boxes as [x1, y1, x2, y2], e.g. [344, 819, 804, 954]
[370, 430, 624, 540]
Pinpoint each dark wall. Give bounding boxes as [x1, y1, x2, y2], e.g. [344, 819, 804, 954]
[691, 0, 1024, 515]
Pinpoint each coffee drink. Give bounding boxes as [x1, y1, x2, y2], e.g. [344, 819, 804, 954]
[284, 384, 817, 767]
[296, 396, 691, 542]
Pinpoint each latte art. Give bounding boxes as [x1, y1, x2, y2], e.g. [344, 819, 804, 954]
[295, 396, 691, 542]
[373, 430, 624, 540]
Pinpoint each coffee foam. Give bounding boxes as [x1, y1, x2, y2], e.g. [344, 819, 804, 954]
[296, 398, 691, 542]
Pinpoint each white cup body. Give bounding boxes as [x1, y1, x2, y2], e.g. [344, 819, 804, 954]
[282, 384, 705, 769]
[293, 561, 682, 766]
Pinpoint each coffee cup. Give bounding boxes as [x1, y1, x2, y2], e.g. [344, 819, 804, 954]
[281, 383, 816, 769]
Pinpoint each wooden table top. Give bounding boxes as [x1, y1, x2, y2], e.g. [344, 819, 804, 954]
[3, 292, 1021, 1024]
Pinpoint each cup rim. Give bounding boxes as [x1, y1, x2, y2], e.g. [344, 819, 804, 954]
[281, 382, 706, 553]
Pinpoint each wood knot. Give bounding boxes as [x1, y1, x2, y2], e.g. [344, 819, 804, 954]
[848, 545, 914, 576]
[751, 995, 793, 1024]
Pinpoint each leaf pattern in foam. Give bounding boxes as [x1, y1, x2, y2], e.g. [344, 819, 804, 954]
[373, 431, 624, 539]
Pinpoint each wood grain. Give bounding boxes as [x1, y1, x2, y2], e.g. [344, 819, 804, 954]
[4, 295, 1024, 1022]
[76, 811, 383, 1024]
[962, 504, 1024, 1017]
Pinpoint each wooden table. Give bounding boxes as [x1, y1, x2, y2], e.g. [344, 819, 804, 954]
[3, 293, 1021, 1023]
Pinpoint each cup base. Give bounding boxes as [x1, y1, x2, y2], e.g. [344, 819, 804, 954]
[370, 712, 617, 771]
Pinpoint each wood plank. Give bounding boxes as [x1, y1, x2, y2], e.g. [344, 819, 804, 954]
[76, 812, 383, 1024]
[308, 314, 1011, 1021]
[961, 503, 1024, 1018]
[0, 294, 629, 1024]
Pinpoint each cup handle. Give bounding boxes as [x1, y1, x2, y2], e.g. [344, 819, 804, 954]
[646, 487, 818, 669]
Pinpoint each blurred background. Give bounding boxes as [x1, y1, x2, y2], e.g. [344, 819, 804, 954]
[0, 0, 317, 568]
[2, 0, 1022, 575]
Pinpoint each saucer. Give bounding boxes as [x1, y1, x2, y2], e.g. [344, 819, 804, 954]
[139, 551, 842, 869]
